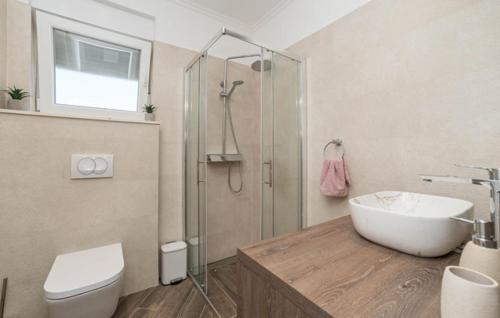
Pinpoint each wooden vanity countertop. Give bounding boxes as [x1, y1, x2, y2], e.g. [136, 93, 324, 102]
[237, 216, 459, 318]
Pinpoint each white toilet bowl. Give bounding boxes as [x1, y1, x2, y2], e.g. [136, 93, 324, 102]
[44, 243, 124, 318]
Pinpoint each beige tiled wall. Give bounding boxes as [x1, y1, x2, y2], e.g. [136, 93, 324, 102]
[0, 1, 196, 246]
[0, 0, 6, 107]
[289, 0, 500, 226]
[205, 57, 261, 262]
[0, 6, 195, 317]
[4, 0, 32, 109]
[0, 112, 160, 318]
[150, 41, 197, 245]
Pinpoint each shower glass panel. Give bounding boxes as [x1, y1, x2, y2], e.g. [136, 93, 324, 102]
[262, 52, 302, 239]
[184, 56, 208, 291]
[272, 53, 302, 235]
[204, 38, 263, 266]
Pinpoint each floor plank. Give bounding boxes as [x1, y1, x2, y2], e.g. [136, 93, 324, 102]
[113, 287, 155, 318]
[112, 278, 214, 318]
[208, 257, 238, 303]
[200, 305, 218, 318]
[149, 279, 193, 318]
[129, 308, 156, 318]
[176, 286, 209, 318]
[112, 257, 238, 318]
[206, 273, 236, 317]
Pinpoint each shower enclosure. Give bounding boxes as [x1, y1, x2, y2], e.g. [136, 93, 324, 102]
[184, 28, 304, 292]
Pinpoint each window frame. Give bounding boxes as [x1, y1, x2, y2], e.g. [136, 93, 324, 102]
[36, 11, 152, 120]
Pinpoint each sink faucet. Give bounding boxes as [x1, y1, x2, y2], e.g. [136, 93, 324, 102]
[420, 165, 500, 249]
[454, 164, 499, 220]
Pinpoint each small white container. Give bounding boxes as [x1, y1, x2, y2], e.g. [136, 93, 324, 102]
[160, 241, 187, 285]
[460, 241, 500, 283]
[441, 266, 499, 318]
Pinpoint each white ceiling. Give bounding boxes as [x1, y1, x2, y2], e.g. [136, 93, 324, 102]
[32, 0, 372, 56]
[170, 0, 292, 32]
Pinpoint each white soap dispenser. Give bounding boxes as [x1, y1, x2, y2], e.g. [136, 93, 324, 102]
[456, 217, 500, 283]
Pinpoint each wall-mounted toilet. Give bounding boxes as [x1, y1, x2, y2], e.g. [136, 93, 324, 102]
[44, 243, 124, 318]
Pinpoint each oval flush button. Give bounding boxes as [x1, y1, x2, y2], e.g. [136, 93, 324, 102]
[71, 154, 113, 179]
[77, 157, 96, 175]
[94, 157, 108, 175]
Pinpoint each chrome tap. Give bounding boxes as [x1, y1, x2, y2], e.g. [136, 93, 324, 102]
[420, 165, 500, 249]
[454, 164, 499, 221]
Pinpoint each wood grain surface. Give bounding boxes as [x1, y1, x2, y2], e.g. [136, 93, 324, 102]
[208, 257, 238, 317]
[112, 278, 217, 318]
[237, 216, 459, 318]
[112, 257, 241, 318]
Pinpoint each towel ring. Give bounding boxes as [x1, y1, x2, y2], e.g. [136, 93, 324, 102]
[323, 138, 345, 158]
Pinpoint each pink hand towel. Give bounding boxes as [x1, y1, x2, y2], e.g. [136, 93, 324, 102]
[320, 159, 350, 197]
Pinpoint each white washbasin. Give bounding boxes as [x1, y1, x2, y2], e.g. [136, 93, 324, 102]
[349, 191, 473, 257]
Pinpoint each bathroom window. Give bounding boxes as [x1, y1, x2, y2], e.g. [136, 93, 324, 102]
[36, 11, 152, 120]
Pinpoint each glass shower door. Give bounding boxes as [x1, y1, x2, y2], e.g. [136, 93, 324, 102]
[262, 53, 302, 239]
[185, 56, 208, 291]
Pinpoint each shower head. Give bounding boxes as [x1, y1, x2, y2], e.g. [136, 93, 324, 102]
[251, 59, 272, 72]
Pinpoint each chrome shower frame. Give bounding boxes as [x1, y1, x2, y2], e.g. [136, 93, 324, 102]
[185, 28, 302, 70]
[183, 27, 307, 293]
[184, 26, 307, 231]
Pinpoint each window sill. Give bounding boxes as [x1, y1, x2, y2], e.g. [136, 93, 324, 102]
[0, 109, 160, 125]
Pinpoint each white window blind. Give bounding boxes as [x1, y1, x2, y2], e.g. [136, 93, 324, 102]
[36, 11, 152, 120]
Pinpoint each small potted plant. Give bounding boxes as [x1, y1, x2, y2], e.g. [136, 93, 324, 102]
[143, 103, 156, 121]
[3, 86, 30, 110]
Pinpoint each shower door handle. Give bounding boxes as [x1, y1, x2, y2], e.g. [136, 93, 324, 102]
[264, 160, 273, 188]
[197, 160, 207, 184]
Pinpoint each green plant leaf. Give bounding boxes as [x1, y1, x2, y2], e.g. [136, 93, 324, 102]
[143, 103, 156, 113]
[5, 86, 30, 100]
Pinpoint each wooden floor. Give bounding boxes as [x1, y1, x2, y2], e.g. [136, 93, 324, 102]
[206, 257, 238, 318]
[112, 257, 238, 318]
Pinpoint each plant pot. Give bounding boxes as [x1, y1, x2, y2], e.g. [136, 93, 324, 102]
[144, 113, 155, 121]
[7, 99, 28, 111]
[441, 266, 499, 318]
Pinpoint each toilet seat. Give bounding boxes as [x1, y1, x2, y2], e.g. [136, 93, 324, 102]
[44, 243, 124, 300]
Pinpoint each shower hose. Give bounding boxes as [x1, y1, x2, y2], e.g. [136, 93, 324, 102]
[226, 99, 243, 194]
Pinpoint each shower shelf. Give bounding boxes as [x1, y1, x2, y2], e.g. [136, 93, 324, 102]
[206, 153, 241, 163]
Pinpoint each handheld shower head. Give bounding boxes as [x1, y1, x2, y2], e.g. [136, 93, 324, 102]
[220, 80, 244, 97]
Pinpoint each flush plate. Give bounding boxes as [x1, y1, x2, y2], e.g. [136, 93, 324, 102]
[71, 154, 114, 179]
